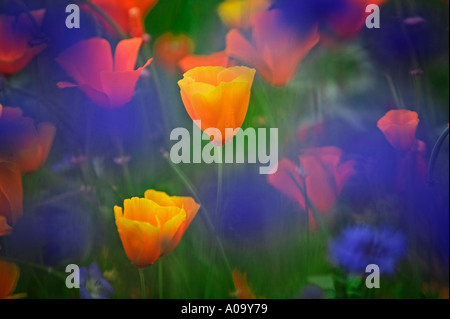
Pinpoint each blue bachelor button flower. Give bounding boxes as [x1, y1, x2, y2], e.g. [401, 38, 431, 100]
[329, 225, 407, 275]
[79, 263, 114, 299]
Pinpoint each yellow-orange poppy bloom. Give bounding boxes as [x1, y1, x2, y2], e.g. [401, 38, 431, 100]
[0, 162, 23, 227]
[0, 10, 46, 75]
[377, 109, 420, 152]
[0, 261, 25, 299]
[89, 0, 158, 37]
[218, 0, 272, 29]
[178, 66, 256, 144]
[56, 37, 152, 109]
[154, 33, 194, 73]
[0, 105, 56, 174]
[226, 9, 319, 87]
[178, 51, 232, 73]
[114, 190, 200, 268]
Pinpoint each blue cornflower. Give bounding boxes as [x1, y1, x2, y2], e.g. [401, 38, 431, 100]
[79, 263, 114, 299]
[329, 225, 407, 275]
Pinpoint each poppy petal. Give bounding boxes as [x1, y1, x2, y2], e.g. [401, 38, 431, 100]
[226, 29, 259, 67]
[56, 38, 113, 92]
[116, 216, 161, 267]
[0, 162, 23, 226]
[114, 37, 143, 72]
[178, 51, 230, 73]
[0, 261, 20, 298]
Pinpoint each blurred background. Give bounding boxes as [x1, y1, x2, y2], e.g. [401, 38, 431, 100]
[0, 0, 448, 299]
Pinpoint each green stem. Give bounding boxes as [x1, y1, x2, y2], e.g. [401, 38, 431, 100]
[299, 175, 310, 276]
[205, 146, 224, 298]
[3, 257, 67, 282]
[254, 80, 276, 128]
[114, 133, 134, 195]
[287, 170, 330, 237]
[138, 268, 146, 299]
[161, 150, 233, 276]
[384, 73, 404, 109]
[214, 146, 223, 225]
[171, 254, 192, 298]
[428, 126, 449, 184]
[139, 44, 171, 141]
[158, 260, 163, 299]
[151, 64, 171, 139]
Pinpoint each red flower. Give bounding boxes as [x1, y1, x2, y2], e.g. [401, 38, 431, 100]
[56, 38, 152, 109]
[268, 147, 356, 229]
[154, 33, 194, 73]
[377, 109, 419, 152]
[89, 0, 158, 37]
[226, 9, 319, 86]
[0, 106, 55, 174]
[0, 9, 46, 75]
[0, 162, 23, 227]
[178, 51, 232, 73]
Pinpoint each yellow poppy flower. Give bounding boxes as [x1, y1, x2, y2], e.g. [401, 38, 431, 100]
[178, 66, 256, 144]
[114, 190, 200, 268]
[218, 0, 271, 29]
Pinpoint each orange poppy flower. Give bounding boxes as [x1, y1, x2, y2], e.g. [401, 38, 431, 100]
[114, 190, 200, 268]
[178, 51, 232, 73]
[231, 269, 262, 299]
[0, 9, 46, 75]
[217, 0, 272, 29]
[0, 261, 25, 299]
[377, 109, 419, 152]
[0, 106, 56, 174]
[56, 37, 152, 109]
[154, 33, 194, 73]
[89, 0, 158, 37]
[178, 66, 256, 144]
[0, 162, 22, 228]
[226, 9, 319, 87]
[268, 147, 356, 229]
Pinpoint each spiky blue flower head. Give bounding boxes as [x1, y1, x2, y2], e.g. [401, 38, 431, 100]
[329, 225, 407, 275]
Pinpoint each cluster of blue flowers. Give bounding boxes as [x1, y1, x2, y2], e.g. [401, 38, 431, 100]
[329, 225, 407, 275]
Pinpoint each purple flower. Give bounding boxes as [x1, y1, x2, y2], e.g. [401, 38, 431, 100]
[403, 16, 426, 26]
[80, 263, 114, 299]
[329, 225, 407, 275]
